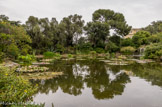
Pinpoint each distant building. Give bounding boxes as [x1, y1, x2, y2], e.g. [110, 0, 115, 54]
[124, 28, 141, 39]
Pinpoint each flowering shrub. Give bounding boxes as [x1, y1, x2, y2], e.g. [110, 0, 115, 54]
[0, 67, 37, 104]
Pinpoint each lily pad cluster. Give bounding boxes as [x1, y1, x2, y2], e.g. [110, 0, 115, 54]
[16, 65, 49, 73]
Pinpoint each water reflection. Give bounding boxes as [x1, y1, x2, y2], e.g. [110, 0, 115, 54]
[30, 59, 162, 106]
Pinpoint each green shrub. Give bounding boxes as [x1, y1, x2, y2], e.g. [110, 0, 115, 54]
[132, 31, 151, 48]
[144, 43, 162, 59]
[68, 54, 73, 58]
[95, 48, 105, 53]
[78, 43, 93, 54]
[105, 41, 119, 53]
[0, 52, 5, 62]
[0, 67, 37, 104]
[90, 51, 97, 58]
[43, 51, 54, 59]
[18, 54, 35, 66]
[53, 53, 61, 59]
[105, 52, 110, 59]
[121, 46, 136, 55]
[111, 53, 116, 58]
[7, 44, 19, 59]
[121, 38, 134, 47]
[55, 44, 65, 53]
[21, 44, 32, 55]
[90, 51, 96, 55]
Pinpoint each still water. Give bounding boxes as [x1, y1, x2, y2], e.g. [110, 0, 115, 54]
[31, 59, 162, 107]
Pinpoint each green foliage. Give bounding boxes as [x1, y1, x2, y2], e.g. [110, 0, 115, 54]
[0, 21, 32, 59]
[84, 21, 110, 48]
[110, 53, 116, 58]
[132, 31, 151, 48]
[105, 52, 110, 59]
[144, 43, 162, 59]
[93, 9, 132, 37]
[55, 44, 65, 53]
[121, 38, 134, 47]
[0, 52, 5, 62]
[90, 51, 97, 54]
[18, 54, 35, 66]
[7, 44, 19, 59]
[43, 51, 61, 59]
[121, 46, 136, 55]
[53, 53, 61, 59]
[109, 35, 121, 46]
[0, 15, 9, 21]
[1, 13, 162, 61]
[68, 54, 73, 58]
[60, 14, 84, 47]
[0, 67, 37, 103]
[21, 44, 32, 55]
[78, 42, 93, 54]
[148, 33, 162, 43]
[105, 41, 119, 53]
[95, 48, 105, 53]
[43, 51, 55, 59]
[0, 33, 14, 53]
[143, 21, 162, 34]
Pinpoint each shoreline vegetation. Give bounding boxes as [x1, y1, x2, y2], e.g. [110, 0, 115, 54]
[0, 8, 162, 106]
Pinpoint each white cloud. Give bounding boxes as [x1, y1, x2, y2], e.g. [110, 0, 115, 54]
[0, 0, 162, 28]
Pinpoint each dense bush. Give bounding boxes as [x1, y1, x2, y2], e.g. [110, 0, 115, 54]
[0, 67, 37, 104]
[68, 54, 73, 58]
[144, 43, 162, 59]
[132, 31, 151, 48]
[7, 44, 19, 59]
[95, 48, 105, 53]
[104, 52, 110, 59]
[110, 53, 116, 58]
[0, 52, 5, 62]
[43, 51, 55, 59]
[21, 44, 32, 55]
[121, 46, 136, 55]
[105, 41, 119, 53]
[18, 54, 35, 66]
[121, 38, 134, 47]
[78, 43, 93, 54]
[55, 44, 65, 54]
[0, 21, 32, 59]
[143, 21, 162, 34]
[90, 51, 97, 55]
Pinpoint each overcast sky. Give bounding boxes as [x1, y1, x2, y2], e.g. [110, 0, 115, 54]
[0, 0, 162, 28]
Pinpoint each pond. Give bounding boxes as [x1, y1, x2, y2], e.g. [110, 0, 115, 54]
[30, 59, 162, 107]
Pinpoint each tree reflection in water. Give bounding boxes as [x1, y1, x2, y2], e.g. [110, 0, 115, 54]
[30, 60, 162, 100]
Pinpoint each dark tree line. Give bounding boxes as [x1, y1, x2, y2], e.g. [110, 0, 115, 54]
[25, 14, 85, 53]
[24, 9, 131, 54]
[0, 9, 132, 59]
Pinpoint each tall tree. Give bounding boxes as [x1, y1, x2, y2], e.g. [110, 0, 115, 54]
[0, 15, 9, 21]
[25, 16, 42, 51]
[60, 14, 84, 47]
[85, 9, 131, 48]
[25, 16, 59, 53]
[84, 21, 110, 47]
[92, 9, 131, 37]
[143, 21, 162, 34]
